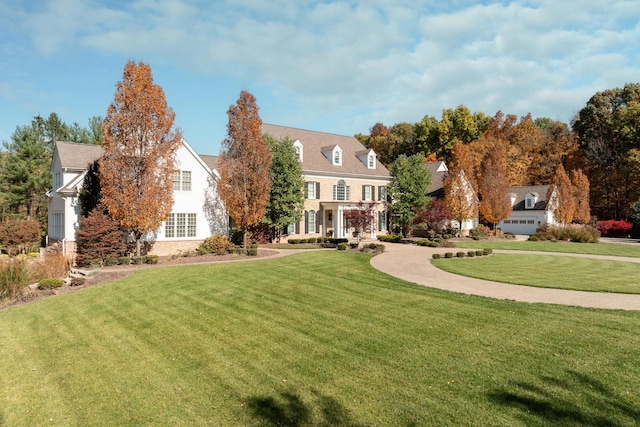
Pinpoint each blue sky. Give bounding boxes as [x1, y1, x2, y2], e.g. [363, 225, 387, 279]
[1, 0, 639, 155]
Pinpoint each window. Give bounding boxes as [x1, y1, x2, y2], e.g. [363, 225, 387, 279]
[53, 172, 62, 190]
[306, 181, 319, 199]
[378, 186, 387, 201]
[307, 210, 316, 234]
[368, 154, 375, 169]
[334, 150, 341, 165]
[173, 171, 192, 191]
[527, 220, 534, 224]
[333, 180, 350, 201]
[526, 198, 533, 208]
[378, 211, 387, 232]
[52, 213, 64, 238]
[293, 140, 303, 162]
[286, 223, 295, 235]
[503, 220, 511, 224]
[166, 213, 197, 238]
[363, 185, 374, 201]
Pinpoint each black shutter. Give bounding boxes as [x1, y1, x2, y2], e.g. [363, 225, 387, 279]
[304, 211, 309, 234]
[316, 182, 320, 200]
[372, 186, 375, 201]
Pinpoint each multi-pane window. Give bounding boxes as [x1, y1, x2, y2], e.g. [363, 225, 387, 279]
[363, 185, 374, 201]
[333, 180, 350, 201]
[308, 210, 316, 234]
[306, 181, 319, 199]
[378, 186, 387, 201]
[173, 171, 192, 191]
[368, 154, 375, 168]
[165, 213, 197, 238]
[52, 213, 64, 238]
[333, 150, 341, 165]
[378, 211, 387, 232]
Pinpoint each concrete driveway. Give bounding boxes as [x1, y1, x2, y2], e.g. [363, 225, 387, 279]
[370, 243, 640, 311]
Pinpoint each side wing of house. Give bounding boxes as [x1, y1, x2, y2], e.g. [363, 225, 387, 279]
[150, 140, 228, 255]
[262, 124, 392, 240]
[499, 185, 553, 235]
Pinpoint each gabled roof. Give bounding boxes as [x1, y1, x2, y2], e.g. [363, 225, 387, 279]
[510, 185, 551, 210]
[200, 155, 218, 171]
[53, 141, 104, 171]
[261, 124, 390, 178]
[425, 161, 448, 198]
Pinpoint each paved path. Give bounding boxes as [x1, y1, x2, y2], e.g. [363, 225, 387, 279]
[369, 243, 640, 311]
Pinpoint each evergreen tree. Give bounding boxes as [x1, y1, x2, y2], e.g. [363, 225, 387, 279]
[388, 154, 431, 236]
[262, 134, 304, 242]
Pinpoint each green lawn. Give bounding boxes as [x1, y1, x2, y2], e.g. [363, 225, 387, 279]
[454, 239, 640, 257]
[2, 251, 640, 425]
[433, 254, 640, 293]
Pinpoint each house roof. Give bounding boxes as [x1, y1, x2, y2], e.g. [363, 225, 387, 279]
[53, 140, 218, 173]
[425, 161, 448, 198]
[261, 124, 391, 178]
[510, 185, 552, 210]
[53, 140, 104, 170]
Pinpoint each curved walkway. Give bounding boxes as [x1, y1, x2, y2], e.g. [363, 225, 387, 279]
[370, 243, 640, 311]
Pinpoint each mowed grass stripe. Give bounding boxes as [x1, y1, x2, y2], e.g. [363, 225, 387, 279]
[433, 253, 640, 293]
[1, 251, 640, 425]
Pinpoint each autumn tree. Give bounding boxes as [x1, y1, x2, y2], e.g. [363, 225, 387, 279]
[218, 90, 272, 248]
[478, 146, 512, 234]
[444, 143, 478, 236]
[548, 164, 576, 224]
[262, 134, 304, 242]
[343, 201, 377, 244]
[388, 154, 431, 236]
[570, 169, 591, 223]
[100, 61, 182, 256]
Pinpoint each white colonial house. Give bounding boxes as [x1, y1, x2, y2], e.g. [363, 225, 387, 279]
[262, 124, 392, 240]
[47, 139, 228, 256]
[498, 185, 558, 235]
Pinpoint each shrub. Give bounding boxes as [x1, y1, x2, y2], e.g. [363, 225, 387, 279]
[307, 237, 317, 244]
[69, 277, 86, 287]
[246, 244, 258, 256]
[131, 257, 144, 265]
[38, 278, 65, 290]
[428, 242, 439, 248]
[199, 234, 233, 255]
[288, 239, 299, 244]
[230, 246, 245, 255]
[30, 251, 70, 282]
[469, 224, 491, 240]
[337, 242, 348, 251]
[377, 234, 402, 243]
[88, 259, 102, 268]
[533, 224, 599, 243]
[118, 256, 131, 265]
[416, 239, 431, 246]
[144, 255, 159, 264]
[432, 253, 441, 259]
[476, 250, 483, 256]
[528, 235, 540, 241]
[467, 251, 476, 257]
[595, 219, 633, 237]
[104, 258, 119, 266]
[0, 258, 31, 300]
[445, 252, 454, 258]
[316, 237, 324, 243]
[75, 206, 128, 267]
[0, 219, 41, 256]
[456, 252, 466, 258]
[349, 243, 359, 249]
[483, 248, 493, 255]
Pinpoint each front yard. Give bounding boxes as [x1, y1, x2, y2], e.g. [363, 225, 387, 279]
[1, 251, 640, 425]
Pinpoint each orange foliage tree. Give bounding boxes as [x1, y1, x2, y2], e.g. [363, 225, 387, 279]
[478, 146, 512, 234]
[570, 169, 591, 223]
[444, 143, 478, 236]
[100, 61, 182, 256]
[548, 164, 576, 224]
[218, 90, 272, 248]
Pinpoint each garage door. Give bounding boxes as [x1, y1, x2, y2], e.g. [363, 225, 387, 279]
[501, 218, 537, 235]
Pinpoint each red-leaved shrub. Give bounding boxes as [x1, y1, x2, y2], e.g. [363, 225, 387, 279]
[595, 220, 633, 237]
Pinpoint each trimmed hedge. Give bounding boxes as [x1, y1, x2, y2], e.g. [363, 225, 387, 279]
[38, 278, 65, 290]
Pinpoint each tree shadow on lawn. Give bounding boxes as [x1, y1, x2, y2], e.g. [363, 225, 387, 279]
[246, 390, 365, 427]
[488, 369, 640, 426]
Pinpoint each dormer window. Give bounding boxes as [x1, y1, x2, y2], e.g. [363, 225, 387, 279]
[357, 148, 376, 169]
[333, 149, 341, 165]
[322, 144, 342, 166]
[293, 139, 303, 162]
[525, 192, 539, 209]
[368, 153, 375, 169]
